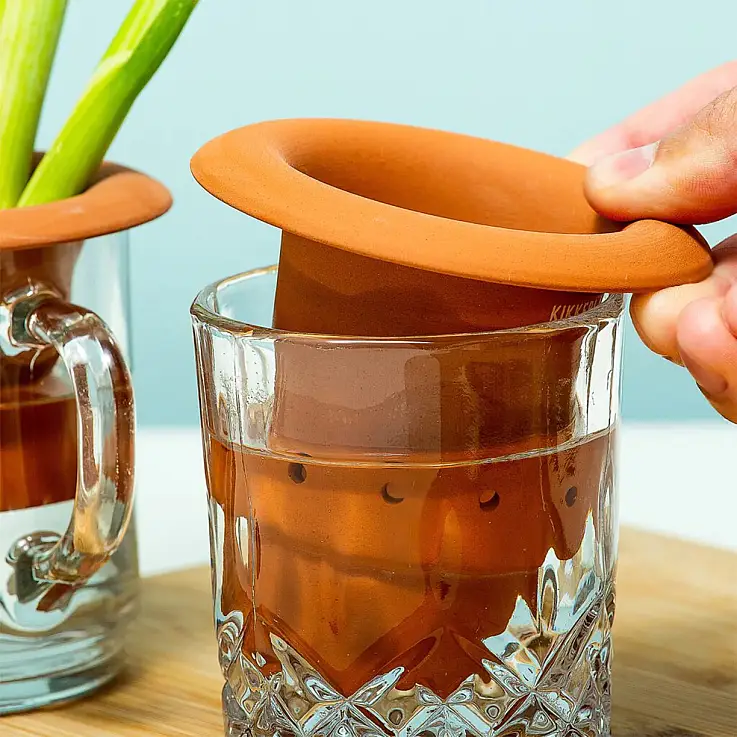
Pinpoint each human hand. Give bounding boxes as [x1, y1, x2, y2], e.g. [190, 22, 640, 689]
[570, 62, 737, 423]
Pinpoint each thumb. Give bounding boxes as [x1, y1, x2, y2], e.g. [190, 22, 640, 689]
[584, 87, 737, 224]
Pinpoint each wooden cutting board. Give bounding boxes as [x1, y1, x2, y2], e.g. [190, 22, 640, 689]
[4, 528, 736, 737]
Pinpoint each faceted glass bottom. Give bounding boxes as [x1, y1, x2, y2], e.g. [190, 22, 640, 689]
[207, 420, 618, 737]
[219, 516, 614, 737]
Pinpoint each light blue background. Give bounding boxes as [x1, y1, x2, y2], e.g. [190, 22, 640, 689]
[37, 0, 736, 426]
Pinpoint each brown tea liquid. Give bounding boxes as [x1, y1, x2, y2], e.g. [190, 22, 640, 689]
[0, 241, 81, 513]
[0, 377, 77, 512]
[206, 428, 612, 698]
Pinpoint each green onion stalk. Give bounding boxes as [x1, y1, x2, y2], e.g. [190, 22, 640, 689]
[15, 0, 198, 208]
[0, 1, 68, 209]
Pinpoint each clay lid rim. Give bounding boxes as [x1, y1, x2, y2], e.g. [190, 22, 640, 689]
[0, 160, 172, 250]
[192, 265, 625, 341]
[191, 119, 713, 293]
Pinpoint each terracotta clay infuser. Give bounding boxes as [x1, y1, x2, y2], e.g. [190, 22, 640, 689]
[192, 119, 711, 458]
[191, 119, 710, 322]
[190, 119, 713, 725]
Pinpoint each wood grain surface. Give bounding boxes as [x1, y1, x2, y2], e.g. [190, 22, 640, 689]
[4, 528, 736, 737]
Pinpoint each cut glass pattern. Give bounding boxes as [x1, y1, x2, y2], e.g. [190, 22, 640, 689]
[221, 513, 614, 737]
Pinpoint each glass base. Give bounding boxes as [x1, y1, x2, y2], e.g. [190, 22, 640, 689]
[219, 545, 614, 737]
[213, 438, 617, 737]
[0, 502, 139, 715]
[221, 636, 613, 737]
[0, 635, 123, 715]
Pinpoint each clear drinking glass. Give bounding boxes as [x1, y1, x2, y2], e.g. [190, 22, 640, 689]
[192, 266, 623, 737]
[0, 232, 138, 713]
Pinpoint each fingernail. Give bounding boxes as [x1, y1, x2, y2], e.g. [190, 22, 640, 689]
[679, 347, 728, 396]
[587, 141, 658, 189]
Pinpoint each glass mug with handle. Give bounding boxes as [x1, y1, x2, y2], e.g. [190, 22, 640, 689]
[0, 162, 171, 714]
[190, 119, 712, 737]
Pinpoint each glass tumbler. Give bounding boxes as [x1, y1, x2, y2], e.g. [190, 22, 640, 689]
[192, 266, 624, 737]
[0, 232, 138, 713]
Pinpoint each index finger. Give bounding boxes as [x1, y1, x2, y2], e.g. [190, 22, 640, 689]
[569, 61, 737, 165]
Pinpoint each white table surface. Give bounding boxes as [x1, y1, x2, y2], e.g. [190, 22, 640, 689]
[134, 423, 737, 577]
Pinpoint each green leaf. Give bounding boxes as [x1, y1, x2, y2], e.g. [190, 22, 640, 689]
[18, 0, 198, 207]
[0, 1, 67, 209]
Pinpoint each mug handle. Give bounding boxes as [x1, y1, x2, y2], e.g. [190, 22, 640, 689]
[6, 284, 135, 588]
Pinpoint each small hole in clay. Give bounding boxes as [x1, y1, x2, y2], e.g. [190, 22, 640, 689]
[565, 486, 578, 507]
[381, 483, 404, 504]
[438, 580, 451, 600]
[479, 490, 500, 511]
[288, 463, 307, 484]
